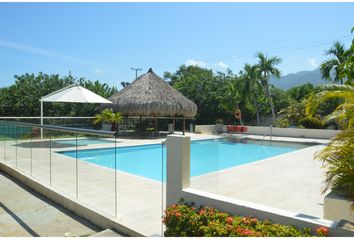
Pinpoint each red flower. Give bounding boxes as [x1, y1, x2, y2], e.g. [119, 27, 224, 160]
[242, 229, 253, 236]
[250, 217, 258, 224]
[170, 204, 176, 209]
[175, 212, 182, 217]
[316, 226, 329, 236]
[199, 209, 206, 215]
[226, 217, 234, 225]
[234, 227, 244, 234]
[241, 217, 251, 225]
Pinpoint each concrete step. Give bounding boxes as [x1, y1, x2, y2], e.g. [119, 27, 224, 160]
[90, 229, 123, 237]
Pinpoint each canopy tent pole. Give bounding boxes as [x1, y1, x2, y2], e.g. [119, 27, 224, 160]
[40, 101, 43, 139]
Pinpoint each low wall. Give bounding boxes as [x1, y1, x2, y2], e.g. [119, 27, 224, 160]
[181, 188, 353, 237]
[324, 191, 354, 223]
[195, 125, 340, 139]
[0, 161, 143, 237]
[166, 134, 354, 237]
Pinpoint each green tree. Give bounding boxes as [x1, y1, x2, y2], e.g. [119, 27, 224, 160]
[306, 29, 354, 202]
[255, 52, 282, 123]
[0, 72, 117, 118]
[218, 75, 242, 119]
[339, 27, 354, 83]
[287, 83, 315, 102]
[320, 41, 347, 84]
[306, 84, 354, 129]
[164, 65, 226, 124]
[240, 64, 262, 125]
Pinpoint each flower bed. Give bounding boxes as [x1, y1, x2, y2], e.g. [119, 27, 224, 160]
[163, 202, 329, 237]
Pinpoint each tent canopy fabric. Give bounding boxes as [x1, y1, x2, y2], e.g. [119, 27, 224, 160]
[41, 85, 112, 104]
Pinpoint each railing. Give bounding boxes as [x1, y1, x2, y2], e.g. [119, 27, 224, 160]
[0, 116, 196, 135]
[261, 124, 273, 145]
[0, 120, 165, 236]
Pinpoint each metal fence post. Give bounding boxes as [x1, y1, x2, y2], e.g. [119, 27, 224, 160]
[76, 133, 78, 199]
[49, 130, 52, 186]
[114, 134, 118, 218]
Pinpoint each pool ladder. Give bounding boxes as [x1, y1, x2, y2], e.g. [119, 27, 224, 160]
[261, 124, 273, 145]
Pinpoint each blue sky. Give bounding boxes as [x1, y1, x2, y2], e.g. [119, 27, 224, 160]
[0, 2, 353, 89]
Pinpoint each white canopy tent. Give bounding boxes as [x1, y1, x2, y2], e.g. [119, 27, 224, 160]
[40, 84, 112, 137]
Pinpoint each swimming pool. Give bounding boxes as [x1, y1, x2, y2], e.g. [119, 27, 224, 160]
[55, 138, 114, 146]
[59, 139, 315, 181]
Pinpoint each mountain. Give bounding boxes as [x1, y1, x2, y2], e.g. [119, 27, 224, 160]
[270, 68, 329, 89]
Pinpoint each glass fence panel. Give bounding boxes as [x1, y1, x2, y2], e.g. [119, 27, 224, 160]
[0, 123, 5, 162]
[189, 138, 221, 195]
[115, 138, 165, 236]
[49, 128, 77, 197]
[4, 123, 17, 167]
[76, 133, 116, 216]
[15, 125, 33, 174]
[31, 128, 51, 184]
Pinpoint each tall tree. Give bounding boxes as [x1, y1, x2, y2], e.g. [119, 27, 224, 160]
[164, 65, 226, 124]
[320, 41, 347, 84]
[240, 64, 261, 125]
[256, 52, 282, 123]
[339, 28, 354, 84]
[219, 76, 242, 116]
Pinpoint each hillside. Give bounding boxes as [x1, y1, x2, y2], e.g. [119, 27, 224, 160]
[270, 68, 329, 89]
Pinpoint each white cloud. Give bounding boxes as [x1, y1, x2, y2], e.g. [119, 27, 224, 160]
[0, 38, 94, 66]
[94, 68, 103, 74]
[185, 59, 208, 67]
[307, 58, 318, 67]
[216, 61, 228, 69]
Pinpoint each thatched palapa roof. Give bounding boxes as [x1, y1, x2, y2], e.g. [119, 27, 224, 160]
[107, 68, 197, 117]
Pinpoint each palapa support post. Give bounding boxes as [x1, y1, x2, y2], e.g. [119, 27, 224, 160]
[173, 117, 175, 132]
[154, 115, 158, 137]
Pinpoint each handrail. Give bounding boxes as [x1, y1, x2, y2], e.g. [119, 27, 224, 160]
[0, 116, 94, 119]
[0, 120, 115, 137]
[0, 116, 195, 120]
[261, 124, 273, 145]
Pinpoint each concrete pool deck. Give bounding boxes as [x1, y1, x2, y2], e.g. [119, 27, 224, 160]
[0, 132, 330, 236]
[0, 171, 101, 237]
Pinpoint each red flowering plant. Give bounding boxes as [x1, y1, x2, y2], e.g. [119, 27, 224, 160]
[163, 201, 329, 237]
[316, 226, 329, 237]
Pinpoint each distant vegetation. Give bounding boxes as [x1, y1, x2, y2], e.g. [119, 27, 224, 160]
[0, 72, 117, 117]
[0, 28, 352, 130]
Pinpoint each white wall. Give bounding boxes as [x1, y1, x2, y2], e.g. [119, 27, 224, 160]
[195, 125, 340, 139]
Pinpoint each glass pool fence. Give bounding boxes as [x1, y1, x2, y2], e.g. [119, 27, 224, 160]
[0, 120, 165, 236]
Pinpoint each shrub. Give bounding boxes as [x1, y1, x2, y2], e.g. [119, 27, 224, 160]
[315, 129, 354, 204]
[299, 117, 324, 129]
[163, 202, 328, 237]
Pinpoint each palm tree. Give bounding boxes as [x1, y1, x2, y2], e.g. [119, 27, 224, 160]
[219, 77, 242, 117]
[255, 52, 282, 123]
[320, 41, 347, 85]
[240, 64, 262, 125]
[306, 84, 354, 129]
[306, 83, 354, 202]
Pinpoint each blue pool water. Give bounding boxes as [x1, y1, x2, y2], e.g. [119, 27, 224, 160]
[59, 139, 313, 181]
[55, 138, 114, 146]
